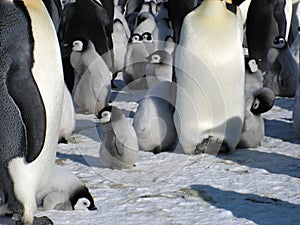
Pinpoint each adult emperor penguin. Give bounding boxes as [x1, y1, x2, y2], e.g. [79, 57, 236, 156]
[133, 81, 177, 153]
[97, 106, 139, 169]
[70, 37, 112, 114]
[246, 0, 293, 71]
[238, 58, 275, 148]
[174, 0, 245, 154]
[0, 0, 64, 224]
[37, 165, 96, 211]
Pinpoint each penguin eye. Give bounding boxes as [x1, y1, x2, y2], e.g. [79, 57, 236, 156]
[252, 99, 260, 110]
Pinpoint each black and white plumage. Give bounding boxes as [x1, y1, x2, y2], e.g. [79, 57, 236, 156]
[58, 0, 114, 92]
[238, 58, 275, 148]
[246, 0, 292, 71]
[37, 165, 96, 211]
[133, 81, 177, 153]
[263, 38, 299, 97]
[70, 37, 112, 114]
[0, 0, 64, 224]
[145, 48, 173, 88]
[97, 106, 139, 169]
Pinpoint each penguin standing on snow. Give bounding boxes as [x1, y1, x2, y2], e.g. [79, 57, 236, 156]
[238, 58, 275, 148]
[70, 37, 112, 114]
[97, 106, 139, 169]
[133, 81, 177, 153]
[0, 0, 64, 224]
[174, 0, 245, 154]
[37, 165, 96, 211]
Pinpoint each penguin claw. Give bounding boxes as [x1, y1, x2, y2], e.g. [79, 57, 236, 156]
[194, 136, 225, 155]
[32, 216, 54, 225]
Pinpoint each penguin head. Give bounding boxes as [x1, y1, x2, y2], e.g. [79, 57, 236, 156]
[251, 87, 275, 114]
[272, 36, 287, 49]
[146, 50, 170, 64]
[128, 33, 143, 44]
[71, 37, 91, 52]
[97, 106, 125, 123]
[70, 186, 97, 211]
[97, 106, 113, 123]
[142, 32, 153, 43]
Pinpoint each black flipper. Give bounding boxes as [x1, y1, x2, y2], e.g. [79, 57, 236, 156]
[7, 67, 46, 163]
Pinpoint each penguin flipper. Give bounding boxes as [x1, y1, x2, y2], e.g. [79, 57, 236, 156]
[113, 135, 125, 156]
[7, 69, 46, 163]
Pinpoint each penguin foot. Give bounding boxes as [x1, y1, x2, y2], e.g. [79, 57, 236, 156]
[194, 136, 226, 155]
[32, 216, 54, 225]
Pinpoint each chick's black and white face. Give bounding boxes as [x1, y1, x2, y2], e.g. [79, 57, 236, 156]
[74, 198, 91, 211]
[248, 59, 258, 73]
[99, 110, 112, 124]
[129, 34, 142, 43]
[150, 54, 161, 64]
[142, 32, 153, 42]
[72, 40, 84, 52]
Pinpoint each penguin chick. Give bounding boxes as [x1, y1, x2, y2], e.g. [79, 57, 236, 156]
[145, 49, 173, 88]
[59, 84, 75, 143]
[238, 58, 275, 148]
[133, 81, 177, 153]
[263, 38, 299, 97]
[123, 33, 149, 88]
[97, 106, 139, 169]
[37, 165, 97, 211]
[70, 37, 111, 114]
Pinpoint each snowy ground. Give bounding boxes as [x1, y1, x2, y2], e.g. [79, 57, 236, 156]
[1, 82, 300, 225]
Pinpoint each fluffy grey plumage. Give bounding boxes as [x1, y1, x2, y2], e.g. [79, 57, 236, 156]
[97, 106, 139, 169]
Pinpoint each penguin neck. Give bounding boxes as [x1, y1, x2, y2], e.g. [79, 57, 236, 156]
[197, 0, 227, 17]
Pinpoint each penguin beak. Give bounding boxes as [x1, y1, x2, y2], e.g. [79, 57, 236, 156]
[88, 205, 97, 211]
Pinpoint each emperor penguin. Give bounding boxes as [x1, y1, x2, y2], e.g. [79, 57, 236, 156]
[133, 81, 177, 153]
[58, 0, 114, 92]
[263, 37, 299, 97]
[37, 165, 96, 211]
[59, 84, 75, 144]
[70, 37, 112, 114]
[238, 58, 275, 148]
[174, 0, 245, 155]
[97, 106, 139, 169]
[0, 0, 64, 224]
[246, 0, 293, 71]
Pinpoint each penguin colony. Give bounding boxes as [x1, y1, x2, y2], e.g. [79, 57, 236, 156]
[1, 0, 300, 224]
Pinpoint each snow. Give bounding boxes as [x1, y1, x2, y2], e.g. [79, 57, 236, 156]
[36, 88, 300, 225]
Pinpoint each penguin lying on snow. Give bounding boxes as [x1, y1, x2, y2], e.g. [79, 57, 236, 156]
[263, 37, 299, 97]
[70, 37, 112, 114]
[97, 106, 139, 169]
[0, 0, 64, 224]
[37, 165, 96, 211]
[238, 58, 275, 148]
